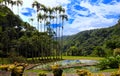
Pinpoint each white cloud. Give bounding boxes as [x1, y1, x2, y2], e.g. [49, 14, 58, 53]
[63, 0, 120, 35]
[9, 0, 120, 35]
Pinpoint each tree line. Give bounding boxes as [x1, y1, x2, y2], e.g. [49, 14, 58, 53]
[0, 0, 68, 63]
[63, 20, 120, 57]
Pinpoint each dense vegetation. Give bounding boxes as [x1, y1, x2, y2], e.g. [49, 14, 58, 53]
[63, 20, 120, 57]
[0, 0, 68, 63]
[98, 55, 120, 70]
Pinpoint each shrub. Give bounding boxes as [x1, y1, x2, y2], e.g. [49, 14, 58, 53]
[98, 56, 120, 70]
[97, 59, 109, 70]
[107, 56, 119, 68]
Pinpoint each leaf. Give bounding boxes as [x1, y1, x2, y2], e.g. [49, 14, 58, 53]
[0, 12, 6, 17]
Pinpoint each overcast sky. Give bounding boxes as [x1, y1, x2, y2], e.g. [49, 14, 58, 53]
[10, 0, 120, 35]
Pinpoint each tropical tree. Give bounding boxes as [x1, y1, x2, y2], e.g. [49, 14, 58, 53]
[37, 13, 43, 32]
[57, 6, 65, 59]
[32, 0, 41, 30]
[60, 14, 68, 58]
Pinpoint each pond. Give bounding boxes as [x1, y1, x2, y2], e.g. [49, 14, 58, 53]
[33, 60, 99, 73]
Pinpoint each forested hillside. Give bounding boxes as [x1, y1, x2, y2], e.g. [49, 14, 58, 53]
[63, 21, 120, 57]
[0, 5, 36, 58]
[0, 5, 57, 60]
[0, 1, 68, 62]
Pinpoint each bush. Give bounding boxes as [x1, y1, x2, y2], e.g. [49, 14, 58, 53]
[107, 56, 119, 68]
[97, 59, 109, 70]
[98, 56, 120, 70]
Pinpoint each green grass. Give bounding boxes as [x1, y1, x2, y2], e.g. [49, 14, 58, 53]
[0, 58, 11, 64]
[25, 69, 51, 73]
[62, 56, 104, 60]
[98, 68, 118, 73]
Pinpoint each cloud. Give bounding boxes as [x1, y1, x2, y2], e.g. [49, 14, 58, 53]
[62, 0, 120, 35]
[21, 8, 35, 17]
[13, 0, 120, 35]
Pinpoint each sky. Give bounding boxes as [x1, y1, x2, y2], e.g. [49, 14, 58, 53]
[10, 0, 120, 35]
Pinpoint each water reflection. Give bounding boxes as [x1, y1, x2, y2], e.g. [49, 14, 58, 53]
[33, 60, 99, 72]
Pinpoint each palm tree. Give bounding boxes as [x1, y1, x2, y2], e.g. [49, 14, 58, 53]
[37, 13, 43, 32]
[37, 13, 44, 61]
[15, 0, 23, 15]
[58, 6, 66, 59]
[53, 6, 59, 59]
[60, 14, 68, 59]
[41, 5, 49, 60]
[47, 7, 54, 59]
[32, 1, 41, 31]
[40, 4, 48, 32]
[32, 1, 41, 62]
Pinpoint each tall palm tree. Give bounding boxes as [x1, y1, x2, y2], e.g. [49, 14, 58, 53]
[58, 6, 66, 59]
[15, 0, 23, 15]
[53, 6, 59, 59]
[32, 1, 41, 62]
[37, 13, 43, 32]
[60, 14, 68, 59]
[32, 0, 41, 31]
[37, 13, 44, 61]
[40, 5, 49, 60]
[47, 7, 54, 59]
[40, 4, 48, 32]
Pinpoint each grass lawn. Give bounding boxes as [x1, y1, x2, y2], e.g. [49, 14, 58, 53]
[98, 68, 118, 73]
[62, 56, 104, 60]
[25, 69, 51, 73]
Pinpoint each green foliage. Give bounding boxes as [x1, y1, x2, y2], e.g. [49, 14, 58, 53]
[63, 20, 120, 56]
[92, 46, 106, 57]
[98, 56, 120, 70]
[66, 46, 79, 56]
[97, 59, 109, 70]
[0, 3, 68, 63]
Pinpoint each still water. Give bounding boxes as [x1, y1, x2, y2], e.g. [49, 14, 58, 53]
[33, 60, 99, 73]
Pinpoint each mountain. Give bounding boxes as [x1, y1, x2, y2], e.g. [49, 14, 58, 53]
[62, 21, 120, 56]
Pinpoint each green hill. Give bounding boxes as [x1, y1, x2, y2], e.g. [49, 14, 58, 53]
[63, 21, 120, 56]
